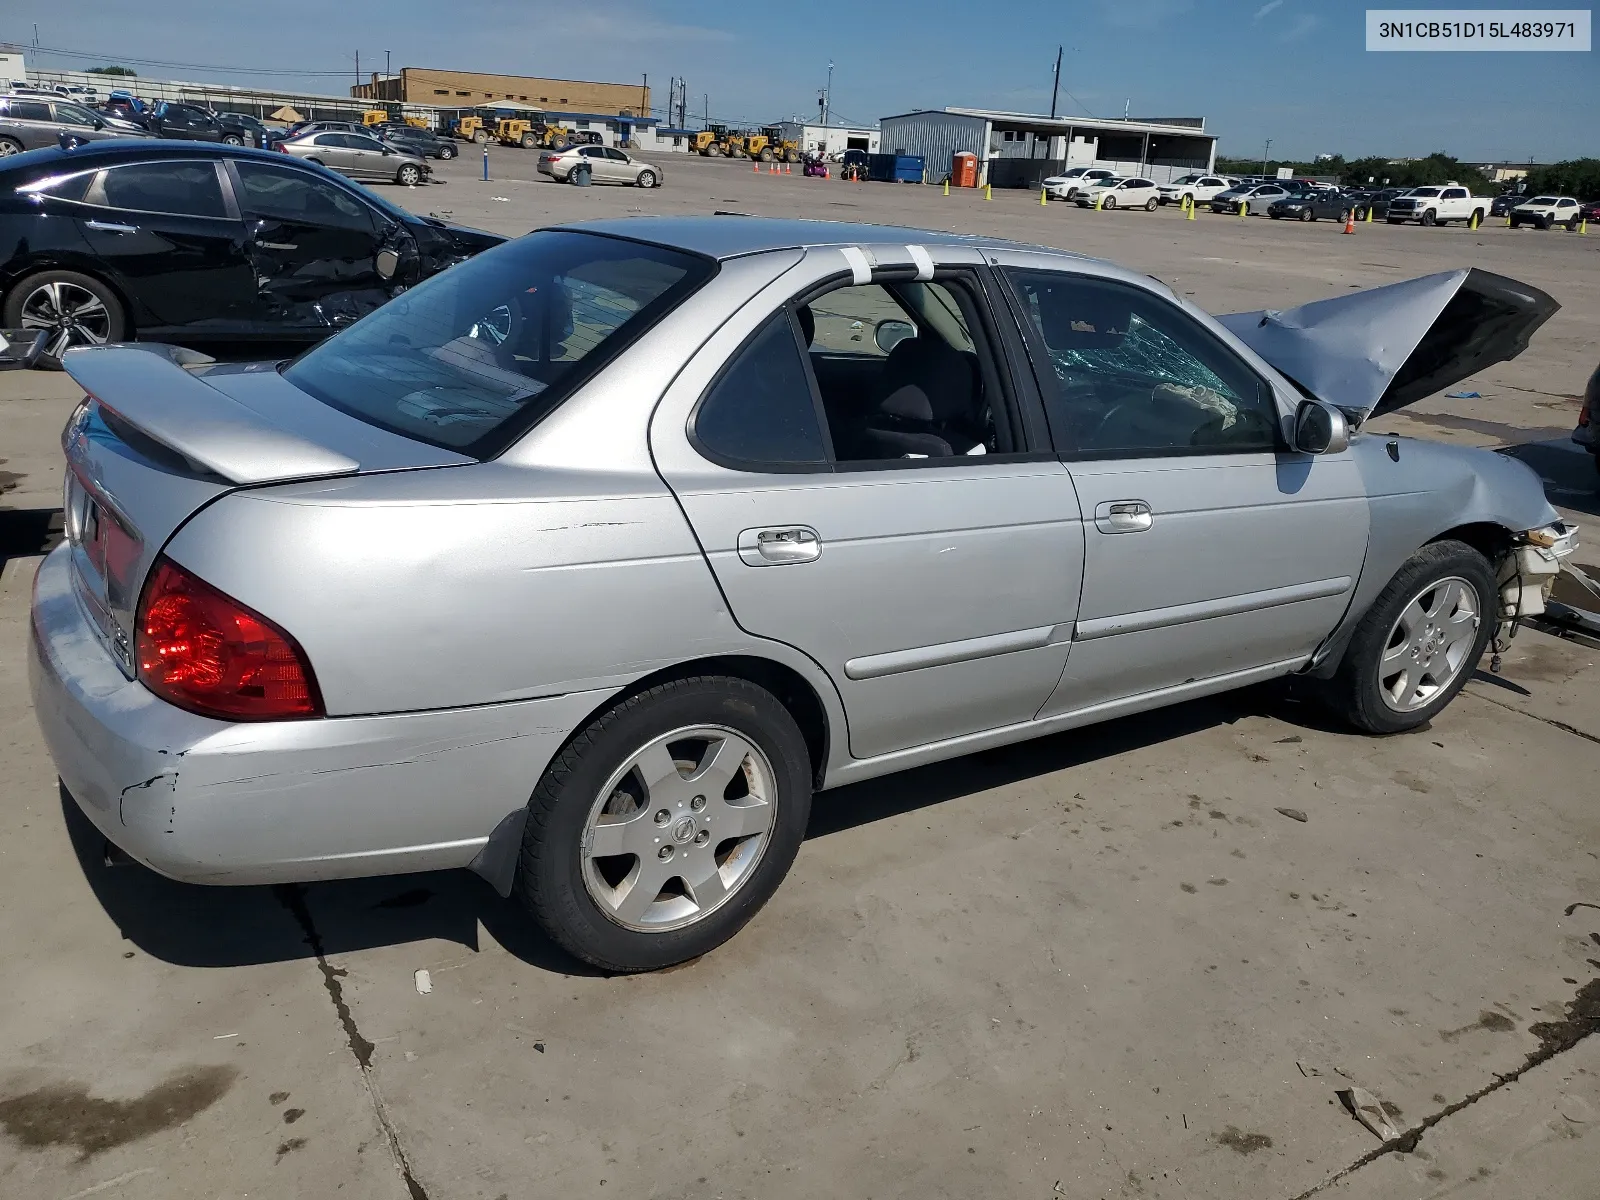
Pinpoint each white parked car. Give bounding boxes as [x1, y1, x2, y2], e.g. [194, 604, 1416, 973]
[1509, 195, 1582, 231]
[1385, 185, 1490, 226]
[1074, 176, 1161, 210]
[1043, 166, 1114, 201]
[538, 144, 663, 187]
[1156, 173, 1232, 206]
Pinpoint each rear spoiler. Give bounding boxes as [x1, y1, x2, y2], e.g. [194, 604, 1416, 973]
[63, 345, 360, 485]
[1217, 268, 1558, 419]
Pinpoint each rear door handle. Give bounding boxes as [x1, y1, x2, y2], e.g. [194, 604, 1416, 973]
[84, 220, 137, 234]
[1094, 500, 1153, 534]
[737, 526, 822, 566]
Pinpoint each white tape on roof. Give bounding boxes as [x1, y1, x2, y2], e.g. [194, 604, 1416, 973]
[905, 245, 935, 280]
[839, 246, 871, 285]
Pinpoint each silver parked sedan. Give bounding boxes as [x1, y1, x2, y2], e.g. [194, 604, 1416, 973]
[30, 218, 1575, 972]
[280, 130, 431, 186]
[537, 144, 662, 187]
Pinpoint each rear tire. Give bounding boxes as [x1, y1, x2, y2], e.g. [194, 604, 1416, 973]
[0, 136, 23, 156]
[1322, 540, 1495, 734]
[3, 269, 127, 370]
[517, 676, 813, 973]
[222, 133, 244, 146]
[472, 129, 488, 144]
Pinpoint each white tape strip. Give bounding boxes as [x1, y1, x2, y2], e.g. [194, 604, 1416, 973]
[840, 246, 871, 284]
[905, 245, 935, 280]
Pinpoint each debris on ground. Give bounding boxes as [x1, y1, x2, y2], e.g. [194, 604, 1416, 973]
[1446, 391, 1482, 398]
[1275, 807, 1309, 823]
[414, 969, 433, 995]
[1338, 1086, 1402, 1141]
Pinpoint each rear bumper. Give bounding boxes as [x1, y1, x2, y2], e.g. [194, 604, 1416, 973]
[29, 545, 606, 886]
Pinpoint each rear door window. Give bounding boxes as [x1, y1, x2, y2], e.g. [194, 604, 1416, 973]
[284, 230, 715, 456]
[9, 100, 53, 122]
[94, 162, 229, 218]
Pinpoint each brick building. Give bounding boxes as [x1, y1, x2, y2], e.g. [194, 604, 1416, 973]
[355, 68, 648, 117]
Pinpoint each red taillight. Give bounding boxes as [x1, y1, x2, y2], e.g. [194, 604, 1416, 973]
[135, 557, 322, 721]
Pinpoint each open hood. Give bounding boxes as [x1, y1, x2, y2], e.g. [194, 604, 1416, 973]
[1217, 268, 1558, 419]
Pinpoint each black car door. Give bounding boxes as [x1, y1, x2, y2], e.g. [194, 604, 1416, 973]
[227, 158, 411, 332]
[74, 159, 256, 334]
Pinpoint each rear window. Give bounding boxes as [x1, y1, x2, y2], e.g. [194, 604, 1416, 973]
[285, 231, 715, 457]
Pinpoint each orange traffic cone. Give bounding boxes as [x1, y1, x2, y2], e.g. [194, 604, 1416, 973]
[769, 162, 777, 174]
[752, 159, 759, 173]
[1342, 208, 1356, 234]
[784, 162, 791, 174]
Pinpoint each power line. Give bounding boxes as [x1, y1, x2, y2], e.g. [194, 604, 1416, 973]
[23, 42, 363, 77]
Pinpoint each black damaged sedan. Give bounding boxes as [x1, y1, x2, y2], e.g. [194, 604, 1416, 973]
[0, 140, 503, 365]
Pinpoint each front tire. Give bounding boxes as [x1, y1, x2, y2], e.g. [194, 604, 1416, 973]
[1299, 207, 1314, 222]
[517, 676, 813, 972]
[636, 169, 657, 188]
[1144, 197, 1157, 211]
[1421, 209, 1437, 226]
[1323, 540, 1495, 734]
[1103, 195, 1116, 209]
[396, 164, 422, 186]
[472, 129, 489, 144]
[3, 269, 127, 369]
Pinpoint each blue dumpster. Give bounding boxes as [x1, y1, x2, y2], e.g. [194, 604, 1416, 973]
[867, 153, 926, 183]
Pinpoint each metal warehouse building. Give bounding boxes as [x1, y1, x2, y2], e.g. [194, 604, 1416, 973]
[879, 108, 1217, 188]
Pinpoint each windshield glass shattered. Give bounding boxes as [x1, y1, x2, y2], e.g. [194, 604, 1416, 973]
[285, 231, 713, 456]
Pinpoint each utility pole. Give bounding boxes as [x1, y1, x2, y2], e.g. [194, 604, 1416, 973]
[824, 60, 833, 127]
[354, 49, 360, 90]
[704, 94, 709, 128]
[1049, 45, 1062, 119]
[1262, 137, 1272, 176]
[640, 73, 647, 118]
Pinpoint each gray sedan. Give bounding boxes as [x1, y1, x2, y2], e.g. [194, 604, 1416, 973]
[0, 95, 142, 154]
[537, 144, 663, 187]
[280, 130, 431, 185]
[30, 217, 1574, 972]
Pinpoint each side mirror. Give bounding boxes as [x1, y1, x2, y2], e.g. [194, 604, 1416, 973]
[0, 328, 48, 370]
[875, 319, 916, 354]
[375, 248, 400, 279]
[1293, 398, 1349, 455]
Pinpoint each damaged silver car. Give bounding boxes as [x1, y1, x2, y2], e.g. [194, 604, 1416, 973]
[30, 217, 1577, 971]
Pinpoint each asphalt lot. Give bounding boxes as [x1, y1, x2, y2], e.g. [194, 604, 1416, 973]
[2, 150, 1598, 1200]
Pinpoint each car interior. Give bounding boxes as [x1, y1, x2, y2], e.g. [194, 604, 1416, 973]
[795, 277, 1021, 462]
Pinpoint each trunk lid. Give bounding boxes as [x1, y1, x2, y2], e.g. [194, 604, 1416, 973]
[1217, 268, 1558, 419]
[59, 344, 471, 675]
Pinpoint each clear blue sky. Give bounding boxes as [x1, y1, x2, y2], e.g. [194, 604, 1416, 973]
[6, 0, 1595, 161]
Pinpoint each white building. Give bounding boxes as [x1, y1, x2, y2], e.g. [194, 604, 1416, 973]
[774, 121, 879, 157]
[879, 107, 1217, 188]
[0, 49, 28, 89]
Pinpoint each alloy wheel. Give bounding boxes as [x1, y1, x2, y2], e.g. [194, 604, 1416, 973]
[1376, 576, 1481, 712]
[581, 725, 777, 932]
[18, 280, 112, 359]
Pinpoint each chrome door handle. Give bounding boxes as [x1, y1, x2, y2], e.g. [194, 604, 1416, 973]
[1095, 500, 1153, 534]
[737, 526, 822, 566]
[85, 220, 137, 233]
[255, 240, 298, 250]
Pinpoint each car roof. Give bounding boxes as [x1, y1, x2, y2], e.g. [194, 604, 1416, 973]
[0, 138, 302, 173]
[561, 215, 1070, 262]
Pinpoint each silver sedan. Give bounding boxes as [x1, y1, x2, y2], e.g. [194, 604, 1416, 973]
[537, 144, 663, 187]
[279, 130, 431, 186]
[30, 217, 1573, 972]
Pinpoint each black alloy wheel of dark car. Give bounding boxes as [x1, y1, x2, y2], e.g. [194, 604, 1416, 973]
[438, 144, 456, 159]
[396, 164, 422, 186]
[2, 270, 126, 369]
[517, 675, 813, 972]
[1323, 540, 1495, 735]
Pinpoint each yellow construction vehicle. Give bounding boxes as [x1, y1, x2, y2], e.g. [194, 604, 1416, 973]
[361, 109, 389, 126]
[761, 125, 803, 163]
[494, 117, 542, 148]
[449, 108, 496, 143]
[695, 124, 732, 157]
[403, 115, 430, 130]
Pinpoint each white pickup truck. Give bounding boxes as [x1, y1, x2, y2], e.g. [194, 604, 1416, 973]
[1384, 185, 1490, 227]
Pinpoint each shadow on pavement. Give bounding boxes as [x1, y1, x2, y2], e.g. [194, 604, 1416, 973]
[0, 507, 63, 564]
[64, 680, 1355, 974]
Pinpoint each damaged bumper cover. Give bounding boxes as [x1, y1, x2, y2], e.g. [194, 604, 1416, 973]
[28, 545, 601, 886]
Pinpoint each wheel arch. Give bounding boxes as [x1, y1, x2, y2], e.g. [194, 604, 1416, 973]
[2, 261, 140, 339]
[467, 652, 840, 898]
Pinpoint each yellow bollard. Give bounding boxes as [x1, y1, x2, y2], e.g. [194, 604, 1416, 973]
[1582, 219, 1589, 236]
[1238, 199, 1247, 218]
[942, 179, 949, 197]
[984, 183, 992, 200]
[1041, 186, 1048, 206]
[1469, 210, 1480, 230]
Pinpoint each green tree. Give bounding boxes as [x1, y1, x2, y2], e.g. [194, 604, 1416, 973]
[1522, 159, 1600, 201]
[85, 66, 137, 77]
